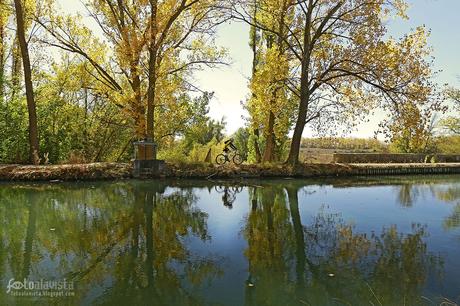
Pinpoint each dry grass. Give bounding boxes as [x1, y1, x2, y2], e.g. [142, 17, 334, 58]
[0, 163, 132, 181]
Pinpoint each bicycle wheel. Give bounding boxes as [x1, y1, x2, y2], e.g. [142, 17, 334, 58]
[231, 186, 243, 193]
[216, 154, 227, 165]
[215, 185, 226, 193]
[233, 154, 243, 165]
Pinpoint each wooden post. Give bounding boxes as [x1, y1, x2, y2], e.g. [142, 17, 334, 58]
[204, 148, 212, 163]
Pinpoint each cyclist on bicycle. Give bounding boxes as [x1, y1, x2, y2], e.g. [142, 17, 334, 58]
[216, 138, 243, 165]
[223, 138, 237, 155]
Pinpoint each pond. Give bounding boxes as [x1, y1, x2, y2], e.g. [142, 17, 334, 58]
[0, 176, 459, 306]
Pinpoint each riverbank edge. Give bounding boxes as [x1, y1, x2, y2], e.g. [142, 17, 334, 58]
[1, 162, 460, 182]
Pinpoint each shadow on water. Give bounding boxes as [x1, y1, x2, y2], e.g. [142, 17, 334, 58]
[0, 176, 458, 305]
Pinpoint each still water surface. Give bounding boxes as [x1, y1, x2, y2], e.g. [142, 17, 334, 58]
[1, 176, 460, 305]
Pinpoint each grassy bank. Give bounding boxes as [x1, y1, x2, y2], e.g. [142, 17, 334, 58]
[0, 162, 354, 181]
[2, 162, 460, 182]
[0, 163, 133, 181]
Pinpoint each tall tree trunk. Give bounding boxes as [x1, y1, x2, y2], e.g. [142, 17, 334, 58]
[146, 0, 158, 141]
[262, 111, 276, 162]
[250, 0, 262, 163]
[131, 61, 145, 138]
[253, 128, 262, 163]
[286, 90, 308, 165]
[11, 36, 21, 100]
[14, 0, 40, 164]
[286, 9, 312, 166]
[146, 56, 156, 142]
[261, 36, 277, 162]
[0, 11, 5, 104]
[83, 87, 89, 153]
[262, 3, 287, 163]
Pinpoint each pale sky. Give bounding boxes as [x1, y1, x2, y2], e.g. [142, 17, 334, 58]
[57, 0, 460, 138]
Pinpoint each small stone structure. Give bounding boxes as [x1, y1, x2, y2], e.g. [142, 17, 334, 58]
[133, 139, 165, 177]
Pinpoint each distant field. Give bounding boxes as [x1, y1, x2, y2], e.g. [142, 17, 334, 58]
[300, 148, 380, 163]
[300, 149, 460, 164]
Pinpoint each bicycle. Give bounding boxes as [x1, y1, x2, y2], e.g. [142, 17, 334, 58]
[215, 138, 244, 165]
[215, 151, 243, 165]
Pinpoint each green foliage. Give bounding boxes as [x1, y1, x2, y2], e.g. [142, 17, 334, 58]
[382, 102, 436, 153]
[1, 55, 224, 165]
[156, 93, 225, 163]
[434, 135, 460, 154]
[232, 127, 250, 161]
[439, 117, 460, 135]
[247, 45, 294, 144]
[158, 138, 225, 164]
[35, 89, 86, 163]
[247, 133, 266, 163]
[275, 138, 290, 161]
[156, 92, 228, 164]
[0, 0, 450, 166]
[439, 88, 460, 135]
[167, 92, 226, 152]
[247, 133, 258, 164]
[239, 0, 442, 164]
[0, 97, 29, 163]
[188, 138, 225, 163]
[0, 53, 134, 164]
[156, 142, 188, 163]
[182, 118, 226, 152]
[37, 0, 228, 141]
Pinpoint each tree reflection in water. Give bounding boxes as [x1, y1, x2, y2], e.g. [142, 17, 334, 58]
[0, 178, 455, 305]
[0, 182, 223, 305]
[390, 178, 460, 230]
[431, 184, 460, 230]
[243, 184, 443, 306]
[397, 184, 419, 207]
[331, 175, 460, 231]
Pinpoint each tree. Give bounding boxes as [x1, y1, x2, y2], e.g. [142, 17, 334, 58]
[439, 88, 460, 134]
[37, 0, 227, 144]
[245, 0, 295, 163]
[247, 0, 262, 163]
[232, 0, 441, 165]
[14, 0, 40, 164]
[380, 101, 437, 153]
[180, 92, 226, 151]
[232, 127, 250, 160]
[248, 44, 293, 162]
[0, 0, 9, 103]
[34, 52, 134, 163]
